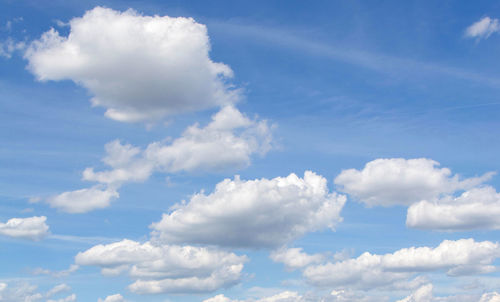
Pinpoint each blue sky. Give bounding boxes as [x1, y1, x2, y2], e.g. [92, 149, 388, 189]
[2, 1, 500, 301]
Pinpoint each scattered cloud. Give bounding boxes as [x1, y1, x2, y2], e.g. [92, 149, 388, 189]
[47, 105, 272, 213]
[46, 186, 119, 214]
[334, 158, 493, 207]
[75, 239, 247, 294]
[0, 216, 49, 240]
[465, 17, 500, 40]
[0, 282, 75, 302]
[407, 186, 500, 231]
[203, 290, 385, 302]
[151, 171, 346, 248]
[0, 38, 25, 59]
[32, 264, 79, 278]
[303, 239, 500, 290]
[270, 247, 325, 271]
[480, 292, 500, 302]
[396, 283, 494, 302]
[25, 6, 239, 123]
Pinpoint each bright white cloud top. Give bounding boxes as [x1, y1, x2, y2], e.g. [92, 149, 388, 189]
[75, 239, 247, 294]
[0, 216, 49, 240]
[302, 239, 500, 290]
[465, 16, 500, 40]
[151, 171, 346, 248]
[25, 6, 238, 122]
[334, 158, 493, 207]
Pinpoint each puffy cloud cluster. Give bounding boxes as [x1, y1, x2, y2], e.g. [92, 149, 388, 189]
[0, 216, 49, 240]
[25, 6, 238, 123]
[301, 239, 500, 290]
[334, 158, 493, 207]
[465, 17, 500, 40]
[46, 105, 272, 213]
[75, 239, 247, 294]
[334, 158, 500, 231]
[151, 171, 346, 248]
[407, 186, 500, 231]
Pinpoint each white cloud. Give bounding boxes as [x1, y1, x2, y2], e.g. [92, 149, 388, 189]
[151, 171, 346, 248]
[0, 38, 25, 59]
[0, 282, 74, 302]
[25, 6, 238, 123]
[407, 186, 500, 231]
[0, 216, 49, 240]
[397, 283, 492, 302]
[46, 294, 77, 302]
[465, 17, 500, 40]
[143, 106, 272, 173]
[49, 106, 271, 213]
[46, 186, 119, 213]
[303, 239, 500, 290]
[32, 264, 79, 278]
[334, 158, 493, 207]
[270, 247, 325, 271]
[84, 105, 272, 184]
[98, 294, 124, 302]
[480, 292, 500, 302]
[203, 290, 385, 302]
[203, 291, 302, 302]
[75, 239, 247, 294]
[46, 284, 71, 297]
[0, 283, 42, 302]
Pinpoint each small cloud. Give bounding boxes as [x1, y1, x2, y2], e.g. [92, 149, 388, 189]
[28, 196, 41, 203]
[465, 16, 500, 40]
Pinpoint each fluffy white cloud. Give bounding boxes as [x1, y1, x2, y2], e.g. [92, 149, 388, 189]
[480, 292, 500, 302]
[270, 247, 325, 271]
[46, 186, 119, 213]
[407, 186, 500, 231]
[98, 294, 124, 302]
[84, 105, 272, 184]
[49, 106, 271, 213]
[75, 239, 247, 294]
[151, 171, 346, 248]
[0, 216, 49, 240]
[303, 239, 500, 290]
[334, 158, 493, 207]
[465, 17, 500, 40]
[143, 106, 272, 173]
[25, 6, 238, 123]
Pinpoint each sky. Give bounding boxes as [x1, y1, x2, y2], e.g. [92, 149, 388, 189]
[1, 0, 500, 301]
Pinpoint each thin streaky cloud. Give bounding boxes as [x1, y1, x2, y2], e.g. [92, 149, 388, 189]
[210, 21, 500, 87]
